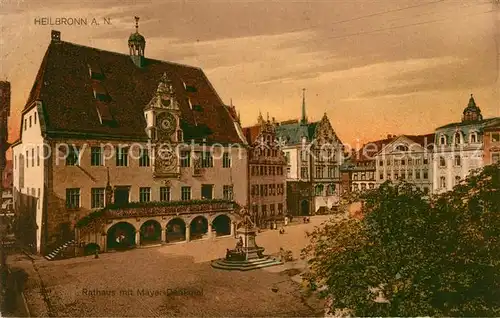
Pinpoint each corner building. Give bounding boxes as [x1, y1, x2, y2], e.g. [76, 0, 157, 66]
[12, 26, 248, 255]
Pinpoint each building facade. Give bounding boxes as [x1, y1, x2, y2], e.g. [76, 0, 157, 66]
[243, 114, 287, 227]
[276, 90, 343, 215]
[432, 95, 499, 193]
[483, 119, 500, 166]
[12, 25, 248, 255]
[0, 81, 10, 214]
[375, 134, 434, 194]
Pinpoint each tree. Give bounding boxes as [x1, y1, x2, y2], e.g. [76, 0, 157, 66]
[302, 163, 500, 316]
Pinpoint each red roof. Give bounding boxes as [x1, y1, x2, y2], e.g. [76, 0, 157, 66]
[355, 137, 394, 161]
[242, 125, 261, 144]
[24, 38, 242, 144]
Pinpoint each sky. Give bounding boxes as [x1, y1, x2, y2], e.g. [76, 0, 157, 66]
[1, 0, 499, 149]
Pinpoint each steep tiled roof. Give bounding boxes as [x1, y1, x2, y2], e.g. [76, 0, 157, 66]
[242, 125, 261, 144]
[436, 117, 500, 130]
[275, 121, 318, 145]
[405, 133, 435, 147]
[24, 39, 242, 144]
[354, 137, 394, 161]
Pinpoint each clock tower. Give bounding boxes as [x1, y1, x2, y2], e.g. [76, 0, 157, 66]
[144, 73, 183, 177]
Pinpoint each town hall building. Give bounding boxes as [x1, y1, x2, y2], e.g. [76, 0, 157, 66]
[12, 19, 248, 256]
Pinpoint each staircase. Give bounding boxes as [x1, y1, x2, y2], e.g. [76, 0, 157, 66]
[44, 239, 76, 261]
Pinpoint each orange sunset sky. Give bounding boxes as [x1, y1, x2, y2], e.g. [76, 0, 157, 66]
[1, 0, 499, 150]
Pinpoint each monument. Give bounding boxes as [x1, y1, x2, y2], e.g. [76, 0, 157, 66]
[211, 207, 282, 271]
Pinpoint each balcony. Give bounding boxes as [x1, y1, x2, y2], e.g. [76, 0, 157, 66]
[76, 199, 237, 228]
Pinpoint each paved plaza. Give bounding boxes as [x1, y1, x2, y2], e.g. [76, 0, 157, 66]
[11, 215, 333, 317]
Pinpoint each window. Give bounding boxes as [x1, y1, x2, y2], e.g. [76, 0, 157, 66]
[454, 155, 461, 166]
[379, 160, 383, 166]
[139, 148, 150, 167]
[160, 187, 171, 201]
[29, 116, 32, 127]
[361, 184, 367, 191]
[37, 146, 40, 166]
[454, 132, 462, 145]
[34, 112, 37, 124]
[315, 166, 323, 179]
[223, 185, 233, 200]
[416, 159, 421, 165]
[201, 152, 213, 168]
[328, 166, 334, 178]
[440, 135, 446, 145]
[315, 184, 324, 196]
[379, 173, 384, 180]
[401, 172, 406, 180]
[91, 147, 103, 166]
[492, 152, 500, 164]
[369, 183, 374, 189]
[300, 167, 308, 179]
[423, 187, 429, 194]
[24, 119, 27, 130]
[91, 188, 105, 209]
[455, 176, 461, 185]
[263, 185, 268, 196]
[285, 152, 290, 164]
[25, 151, 28, 167]
[270, 204, 275, 216]
[139, 187, 151, 202]
[31, 149, 34, 167]
[439, 157, 446, 167]
[327, 184, 335, 195]
[116, 147, 128, 166]
[278, 203, 283, 214]
[440, 176, 446, 189]
[387, 160, 391, 166]
[401, 159, 405, 165]
[66, 146, 79, 166]
[37, 188, 40, 208]
[386, 173, 391, 180]
[408, 170, 413, 179]
[255, 185, 260, 196]
[407, 158, 412, 165]
[361, 172, 366, 180]
[222, 152, 231, 168]
[423, 171, 428, 179]
[423, 158, 429, 165]
[394, 172, 399, 180]
[261, 205, 267, 217]
[66, 188, 80, 209]
[180, 151, 190, 167]
[470, 132, 477, 143]
[181, 186, 191, 200]
[353, 184, 359, 191]
[114, 187, 130, 205]
[201, 184, 213, 199]
[415, 170, 421, 179]
[252, 205, 258, 216]
[492, 133, 500, 143]
[353, 173, 358, 180]
[301, 151, 308, 161]
[177, 130, 183, 142]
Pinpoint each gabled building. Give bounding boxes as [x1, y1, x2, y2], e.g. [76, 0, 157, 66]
[243, 113, 287, 227]
[342, 136, 395, 193]
[12, 21, 248, 255]
[483, 119, 500, 166]
[432, 95, 499, 193]
[276, 90, 343, 216]
[375, 134, 434, 194]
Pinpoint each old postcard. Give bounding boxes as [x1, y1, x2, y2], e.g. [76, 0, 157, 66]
[0, 0, 499, 316]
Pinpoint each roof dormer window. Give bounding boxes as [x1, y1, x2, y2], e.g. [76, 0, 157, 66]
[183, 81, 197, 92]
[88, 62, 104, 80]
[439, 135, 446, 145]
[92, 82, 111, 102]
[95, 102, 114, 125]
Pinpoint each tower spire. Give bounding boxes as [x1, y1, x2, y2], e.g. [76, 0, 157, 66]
[300, 88, 307, 125]
[135, 16, 140, 33]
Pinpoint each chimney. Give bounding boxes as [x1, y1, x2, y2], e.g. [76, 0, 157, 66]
[51, 30, 61, 42]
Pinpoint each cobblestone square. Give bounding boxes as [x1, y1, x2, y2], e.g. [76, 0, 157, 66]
[12, 216, 332, 317]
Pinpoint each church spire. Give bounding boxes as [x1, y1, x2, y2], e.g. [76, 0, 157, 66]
[300, 88, 308, 125]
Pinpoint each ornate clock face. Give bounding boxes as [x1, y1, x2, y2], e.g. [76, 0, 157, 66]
[156, 112, 176, 141]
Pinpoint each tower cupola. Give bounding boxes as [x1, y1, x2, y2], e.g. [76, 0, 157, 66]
[462, 94, 483, 122]
[128, 16, 146, 67]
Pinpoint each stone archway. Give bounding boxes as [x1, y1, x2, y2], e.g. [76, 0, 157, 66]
[190, 216, 208, 240]
[212, 214, 231, 237]
[300, 200, 310, 216]
[166, 218, 186, 243]
[107, 222, 136, 250]
[140, 220, 162, 245]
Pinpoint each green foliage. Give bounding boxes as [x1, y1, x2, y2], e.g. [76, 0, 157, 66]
[75, 199, 236, 228]
[303, 163, 500, 316]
